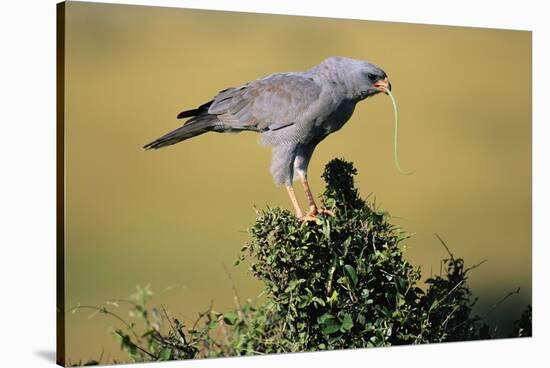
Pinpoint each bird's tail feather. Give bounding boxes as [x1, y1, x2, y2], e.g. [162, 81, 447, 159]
[143, 115, 218, 150]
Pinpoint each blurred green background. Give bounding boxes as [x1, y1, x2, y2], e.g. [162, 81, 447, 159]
[63, 1, 531, 363]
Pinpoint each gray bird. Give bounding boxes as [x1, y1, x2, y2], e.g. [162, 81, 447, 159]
[144, 57, 391, 221]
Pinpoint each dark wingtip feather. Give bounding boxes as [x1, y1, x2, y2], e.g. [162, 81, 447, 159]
[177, 100, 213, 119]
[146, 100, 216, 149]
[143, 140, 160, 150]
[177, 109, 197, 119]
[143, 115, 218, 151]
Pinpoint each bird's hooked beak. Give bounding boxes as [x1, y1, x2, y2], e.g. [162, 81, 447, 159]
[374, 77, 391, 94]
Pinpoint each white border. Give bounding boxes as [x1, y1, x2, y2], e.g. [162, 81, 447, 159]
[0, 1, 547, 367]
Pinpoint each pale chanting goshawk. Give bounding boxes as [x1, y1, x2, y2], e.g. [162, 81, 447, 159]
[144, 57, 391, 221]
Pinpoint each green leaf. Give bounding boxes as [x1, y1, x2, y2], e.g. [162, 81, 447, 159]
[127, 344, 137, 356]
[141, 329, 156, 338]
[159, 347, 172, 361]
[318, 313, 341, 334]
[223, 311, 238, 325]
[397, 277, 408, 293]
[328, 290, 339, 306]
[322, 219, 331, 240]
[340, 314, 354, 331]
[397, 296, 406, 307]
[344, 264, 358, 286]
[318, 313, 332, 323]
[342, 237, 352, 256]
[312, 296, 326, 307]
[284, 278, 306, 292]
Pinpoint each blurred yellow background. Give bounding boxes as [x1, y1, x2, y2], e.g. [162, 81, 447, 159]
[63, 1, 531, 363]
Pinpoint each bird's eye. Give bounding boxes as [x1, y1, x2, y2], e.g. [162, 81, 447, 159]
[367, 73, 378, 82]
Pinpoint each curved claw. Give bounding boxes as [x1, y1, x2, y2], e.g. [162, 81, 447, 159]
[317, 208, 335, 217]
[298, 207, 336, 222]
[299, 214, 318, 223]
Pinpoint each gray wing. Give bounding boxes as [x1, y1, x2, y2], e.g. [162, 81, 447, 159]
[205, 73, 322, 132]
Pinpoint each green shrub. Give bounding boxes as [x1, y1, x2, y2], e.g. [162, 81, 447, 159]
[73, 158, 531, 365]
[230, 158, 489, 352]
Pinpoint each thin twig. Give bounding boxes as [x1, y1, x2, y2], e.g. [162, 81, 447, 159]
[441, 304, 461, 330]
[161, 304, 187, 345]
[448, 287, 521, 334]
[379, 269, 398, 278]
[222, 262, 244, 319]
[483, 288, 521, 319]
[112, 330, 159, 360]
[434, 233, 454, 260]
[98, 348, 104, 364]
[160, 284, 185, 294]
[429, 279, 465, 312]
[464, 259, 488, 274]
[105, 298, 139, 308]
[72, 305, 140, 339]
[192, 300, 214, 331]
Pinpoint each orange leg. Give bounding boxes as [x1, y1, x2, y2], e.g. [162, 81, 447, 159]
[299, 175, 335, 220]
[285, 185, 303, 218]
[300, 176, 319, 217]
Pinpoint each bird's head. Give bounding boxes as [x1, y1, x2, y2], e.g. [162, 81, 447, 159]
[314, 57, 391, 101]
[356, 61, 391, 100]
